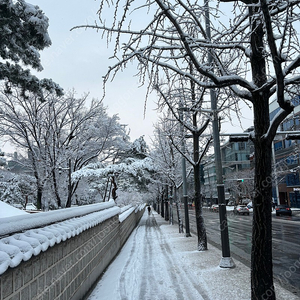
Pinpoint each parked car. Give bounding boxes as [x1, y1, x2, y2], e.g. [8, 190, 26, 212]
[241, 198, 251, 205]
[25, 203, 37, 211]
[275, 205, 292, 216]
[233, 205, 250, 215]
[247, 201, 253, 209]
[210, 204, 219, 212]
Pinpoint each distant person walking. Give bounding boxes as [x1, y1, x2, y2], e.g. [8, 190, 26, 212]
[147, 206, 151, 215]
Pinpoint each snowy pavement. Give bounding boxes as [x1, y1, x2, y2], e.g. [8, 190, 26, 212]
[86, 211, 299, 300]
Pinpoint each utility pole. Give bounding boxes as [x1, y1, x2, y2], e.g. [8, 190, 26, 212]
[204, 0, 235, 268]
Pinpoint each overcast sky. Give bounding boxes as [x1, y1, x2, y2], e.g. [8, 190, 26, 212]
[29, 0, 158, 146]
[9, 0, 253, 153]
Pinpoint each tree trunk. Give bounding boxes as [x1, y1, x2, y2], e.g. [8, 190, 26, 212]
[193, 161, 207, 251]
[165, 185, 169, 221]
[66, 159, 72, 207]
[175, 187, 184, 233]
[161, 189, 165, 218]
[251, 93, 274, 299]
[52, 169, 62, 208]
[193, 132, 207, 251]
[37, 186, 42, 210]
[103, 177, 110, 202]
[252, 137, 274, 299]
[169, 185, 174, 225]
[250, 7, 275, 299]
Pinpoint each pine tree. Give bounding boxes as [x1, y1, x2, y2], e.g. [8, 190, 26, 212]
[0, 0, 62, 98]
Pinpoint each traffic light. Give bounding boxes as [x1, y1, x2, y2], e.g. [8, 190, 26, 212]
[237, 179, 244, 183]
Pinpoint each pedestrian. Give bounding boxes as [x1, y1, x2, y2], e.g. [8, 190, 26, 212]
[147, 205, 151, 215]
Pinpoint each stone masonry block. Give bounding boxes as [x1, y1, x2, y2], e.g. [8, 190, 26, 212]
[2, 272, 13, 299]
[45, 269, 52, 286]
[20, 285, 30, 300]
[23, 265, 33, 285]
[37, 274, 45, 293]
[32, 257, 41, 278]
[31, 279, 38, 299]
[13, 268, 23, 292]
[46, 251, 53, 269]
[7, 293, 20, 300]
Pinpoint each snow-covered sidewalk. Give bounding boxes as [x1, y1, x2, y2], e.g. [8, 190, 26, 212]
[86, 211, 298, 300]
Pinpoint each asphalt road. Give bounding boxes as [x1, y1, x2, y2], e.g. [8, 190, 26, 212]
[172, 207, 300, 297]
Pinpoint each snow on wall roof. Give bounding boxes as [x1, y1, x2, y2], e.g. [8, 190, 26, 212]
[135, 203, 146, 213]
[0, 200, 116, 237]
[0, 204, 121, 275]
[120, 204, 133, 213]
[119, 203, 146, 222]
[0, 201, 28, 218]
[119, 207, 136, 223]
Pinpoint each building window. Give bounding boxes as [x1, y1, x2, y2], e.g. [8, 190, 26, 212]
[286, 173, 300, 186]
[239, 142, 245, 150]
[286, 155, 298, 165]
[274, 141, 283, 151]
[285, 139, 293, 148]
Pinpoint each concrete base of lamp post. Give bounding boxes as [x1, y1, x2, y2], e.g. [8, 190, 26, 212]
[219, 257, 236, 268]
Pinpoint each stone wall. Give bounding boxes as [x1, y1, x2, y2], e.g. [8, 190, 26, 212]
[0, 207, 144, 300]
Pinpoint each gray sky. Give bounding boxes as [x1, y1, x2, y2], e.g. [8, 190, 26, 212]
[31, 0, 158, 145]
[27, 1, 253, 150]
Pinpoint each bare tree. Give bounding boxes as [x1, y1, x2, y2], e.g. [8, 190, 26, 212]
[154, 79, 212, 250]
[0, 88, 129, 208]
[73, 1, 300, 298]
[151, 118, 185, 233]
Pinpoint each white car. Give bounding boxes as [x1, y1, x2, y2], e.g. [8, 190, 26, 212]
[25, 203, 37, 210]
[247, 201, 253, 209]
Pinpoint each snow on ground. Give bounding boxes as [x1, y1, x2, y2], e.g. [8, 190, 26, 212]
[87, 211, 299, 300]
[0, 201, 28, 218]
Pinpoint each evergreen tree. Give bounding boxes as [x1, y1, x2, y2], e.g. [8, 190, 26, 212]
[0, 0, 62, 98]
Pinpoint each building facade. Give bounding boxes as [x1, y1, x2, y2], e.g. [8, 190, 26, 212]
[202, 129, 254, 205]
[270, 95, 300, 207]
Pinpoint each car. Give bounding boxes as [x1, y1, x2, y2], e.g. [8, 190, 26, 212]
[275, 205, 292, 216]
[210, 204, 219, 212]
[25, 203, 37, 211]
[241, 198, 251, 205]
[233, 205, 250, 215]
[247, 201, 253, 209]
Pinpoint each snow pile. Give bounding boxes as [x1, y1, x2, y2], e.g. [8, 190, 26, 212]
[119, 206, 135, 223]
[119, 203, 146, 222]
[0, 201, 28, 218]
[135, 203, 146, 213]
[120, 204, 132, 214]
[0, 200, 116, 237]
[0, 205, 120, 275]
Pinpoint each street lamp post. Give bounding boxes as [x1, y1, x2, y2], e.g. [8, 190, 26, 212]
[204, 0, 235, 268]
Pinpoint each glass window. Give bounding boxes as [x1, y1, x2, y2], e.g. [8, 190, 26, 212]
[239, 142, 245, 150]
[274, 141, 282, 151]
